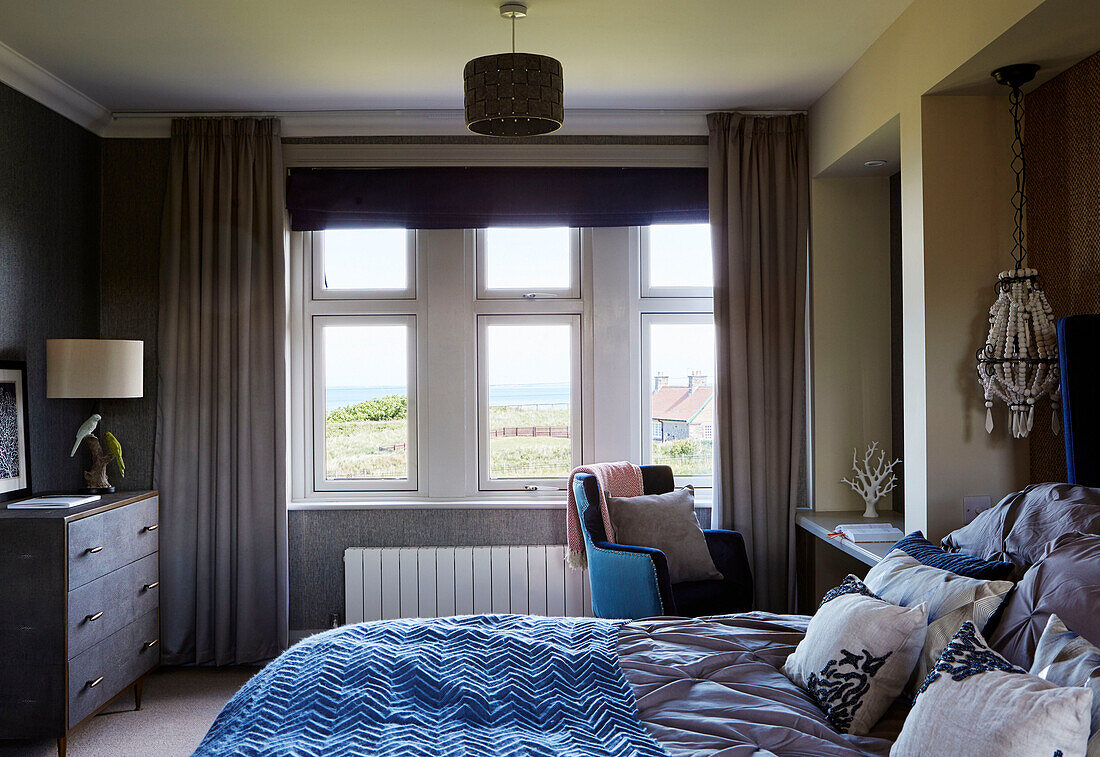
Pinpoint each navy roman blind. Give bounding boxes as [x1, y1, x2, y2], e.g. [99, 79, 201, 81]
[285, 166, 708, 230]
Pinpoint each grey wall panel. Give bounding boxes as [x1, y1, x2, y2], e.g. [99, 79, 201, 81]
[98, 139, 170, 490]
[0, 82, 101, 492]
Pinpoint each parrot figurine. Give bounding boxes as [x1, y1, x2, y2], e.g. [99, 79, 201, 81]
[104, 432, 125, 478]
[70, 414, 101, 457]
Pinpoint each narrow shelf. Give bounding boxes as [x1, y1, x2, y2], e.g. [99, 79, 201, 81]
[795, 508, 905, 566]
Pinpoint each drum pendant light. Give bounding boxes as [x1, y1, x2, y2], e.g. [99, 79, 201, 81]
[463, 2, 564, 137]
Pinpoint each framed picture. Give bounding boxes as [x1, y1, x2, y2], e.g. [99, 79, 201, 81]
[0, 361, 31, 503]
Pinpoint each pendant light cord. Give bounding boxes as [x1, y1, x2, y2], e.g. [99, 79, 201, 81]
[1009, 84, 1027, 271]
[512, 15, 516, 53]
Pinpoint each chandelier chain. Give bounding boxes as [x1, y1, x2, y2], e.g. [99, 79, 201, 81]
[1009, 84, 1027, 270]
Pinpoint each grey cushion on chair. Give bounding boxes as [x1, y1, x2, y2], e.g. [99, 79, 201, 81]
[605, 486, 723, 583]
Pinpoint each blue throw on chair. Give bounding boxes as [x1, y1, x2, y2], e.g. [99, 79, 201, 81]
[573, 465, 753, 619]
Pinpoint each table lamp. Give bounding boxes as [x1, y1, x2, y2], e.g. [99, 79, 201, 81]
[47, 339, 143, 493]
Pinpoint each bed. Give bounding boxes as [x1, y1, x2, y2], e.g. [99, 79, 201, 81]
[194, 611, 900, 756]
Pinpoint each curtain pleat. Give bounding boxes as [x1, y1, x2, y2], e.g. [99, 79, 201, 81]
[155, 117, 288, 665]
[708, 112, 809, 613]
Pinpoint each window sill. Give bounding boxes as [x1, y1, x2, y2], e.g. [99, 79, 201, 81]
[289, 490, 714, 511]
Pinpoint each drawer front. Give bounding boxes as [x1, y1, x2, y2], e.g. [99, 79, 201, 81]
[68, 609, 159, 728]
[67, 552, 159, 659]
[67, 497, 159, 589]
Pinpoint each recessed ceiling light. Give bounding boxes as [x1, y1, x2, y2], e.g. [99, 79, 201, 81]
[864, 159, 888, 168]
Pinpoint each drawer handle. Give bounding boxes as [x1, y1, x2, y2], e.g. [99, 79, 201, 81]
[142, 524, 158, 532]
[85, 546, 103, 554]
[85, 677, 104, 689]
[143, 581, 160, 591]
[142, 639, 159, 650]
[84, 611, 104, 623]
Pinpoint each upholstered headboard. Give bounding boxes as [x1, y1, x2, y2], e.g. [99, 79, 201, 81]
[1058, 315, 1100, 486]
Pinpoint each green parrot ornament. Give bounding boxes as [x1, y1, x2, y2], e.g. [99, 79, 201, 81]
[104, 431, 125, 478]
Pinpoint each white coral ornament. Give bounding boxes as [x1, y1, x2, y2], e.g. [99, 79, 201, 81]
[976, 268, 1060, 439]
[841, 442, 900, 519]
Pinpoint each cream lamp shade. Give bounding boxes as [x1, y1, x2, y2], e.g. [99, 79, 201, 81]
[46, 339, 144, 398]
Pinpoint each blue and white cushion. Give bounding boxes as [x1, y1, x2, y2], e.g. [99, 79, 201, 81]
[783, 575, 928, 736]
[1031, 615, 1100, 757]
[891, 622, 1093, 757]
[892, 531, 1015, 580]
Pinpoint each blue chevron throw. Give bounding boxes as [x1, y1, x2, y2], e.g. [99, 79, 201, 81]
[194, 614, 669, 757]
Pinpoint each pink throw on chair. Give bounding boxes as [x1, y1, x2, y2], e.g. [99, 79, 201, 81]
[566, 462, 643, 569]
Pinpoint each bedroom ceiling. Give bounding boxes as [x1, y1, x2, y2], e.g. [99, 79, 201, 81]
[0, 0, 915, 113]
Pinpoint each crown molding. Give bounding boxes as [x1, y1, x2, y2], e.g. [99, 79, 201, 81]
[0, 41, 111, 134]
[101, 108, 712, 139]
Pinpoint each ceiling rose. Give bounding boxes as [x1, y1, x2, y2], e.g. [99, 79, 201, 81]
[463, 2, 564, 137]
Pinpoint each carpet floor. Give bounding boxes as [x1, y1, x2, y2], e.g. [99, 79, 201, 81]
[0, 667, 255, 757]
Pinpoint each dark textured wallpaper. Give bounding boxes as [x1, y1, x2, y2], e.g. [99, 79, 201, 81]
[1026, 50, 1100, 483]
[0, 82, 101, 492]
[99, 139, 170, 490]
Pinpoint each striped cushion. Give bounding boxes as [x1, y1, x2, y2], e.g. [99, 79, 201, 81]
[864, 549, 1014, 699]
[893, 531, 1014, 580]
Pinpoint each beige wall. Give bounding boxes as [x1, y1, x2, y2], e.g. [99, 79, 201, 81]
[807, 0, 1050, 539]
[920, 95, 1029, 538]
[811, 177, 894, 512]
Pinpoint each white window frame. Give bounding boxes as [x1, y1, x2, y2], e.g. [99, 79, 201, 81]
[639, 224, 713, 299]
[312, 314, 419, 492]
[475, 227, 582, 300]
[312, 228, 417, 300]
[475, 313, 583, 492]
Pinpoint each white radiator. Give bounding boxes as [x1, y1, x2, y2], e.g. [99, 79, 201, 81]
[344, 546, 592, 624]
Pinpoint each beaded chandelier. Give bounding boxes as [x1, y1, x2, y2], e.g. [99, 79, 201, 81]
[464, 3, 563, 137]
[976, 64, 1060, 440]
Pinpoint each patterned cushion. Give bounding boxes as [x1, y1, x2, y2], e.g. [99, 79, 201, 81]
[891, 622, 1093, 757]
[783, 575, 928, 736]
[863, 548, 1014, 697]
[892, 531, 1014, 580]
[1031, 615, 1100, 757]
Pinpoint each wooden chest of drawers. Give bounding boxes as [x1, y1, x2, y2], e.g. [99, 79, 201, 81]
[0, 491, 160, 756]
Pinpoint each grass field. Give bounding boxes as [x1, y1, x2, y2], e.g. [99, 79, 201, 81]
[325, 402, 713, 480]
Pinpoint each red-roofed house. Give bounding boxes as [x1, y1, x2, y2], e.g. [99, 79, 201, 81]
[650, 371, 714, 442]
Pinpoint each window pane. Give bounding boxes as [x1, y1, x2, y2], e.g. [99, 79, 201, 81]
[485, 322, 572, 479]
[648, 223, 712, 289]
[649, 322, 715, 478]
[323, 229, 407, 290]
[485, 227, 571, 290]
[323, 323, 409, 480]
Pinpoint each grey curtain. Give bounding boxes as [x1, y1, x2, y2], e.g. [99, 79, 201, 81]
[155, 118, 288, 665]
[708, 113, 809, 613]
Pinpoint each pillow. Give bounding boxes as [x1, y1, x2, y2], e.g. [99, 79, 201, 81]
[1031, 615, 1100, 757]
[891, 621, 1093, 757]
[989, 532, 1100, 669]
[863, 548, 1014, 695]
[605, 486, 722, 583]
[892, 531, 1014, 580]
[783, 575, 928, 736]
[942, 482, 1100, 572]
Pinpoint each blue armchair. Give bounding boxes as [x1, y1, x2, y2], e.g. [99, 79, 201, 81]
[574, 465, 753, 619]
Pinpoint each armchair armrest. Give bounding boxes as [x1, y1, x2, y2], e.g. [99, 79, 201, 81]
[703, 529, 754, 610]
[584, 539, 675, 619]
